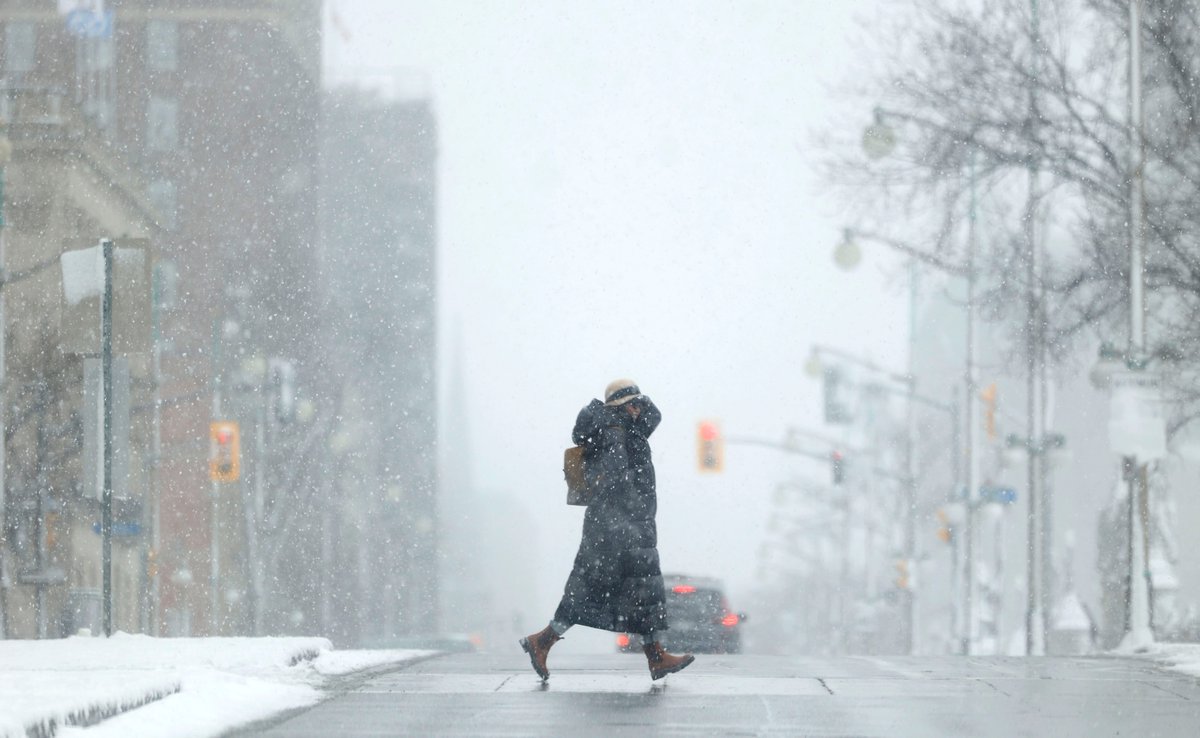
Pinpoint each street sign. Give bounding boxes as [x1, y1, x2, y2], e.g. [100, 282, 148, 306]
[978, 486, 1017, 505]
[18, 568, 67, 585]
[1108, 370, 1167, 459]
[60, 239, 152, 357]
[91, 521, 141, 537]
[65, 9, 113, 38]
[58, 0, 104, 13]
[822, 367, 853, 424]
[82, 357, 130, 500]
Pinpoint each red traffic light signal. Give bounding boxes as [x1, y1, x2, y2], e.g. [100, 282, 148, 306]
[210, 421, 241, 483]
[697, 420, 724, 473]
[831, 450, 845, 485]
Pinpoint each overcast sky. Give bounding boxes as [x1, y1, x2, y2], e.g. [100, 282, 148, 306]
[322, 0, 909, 641]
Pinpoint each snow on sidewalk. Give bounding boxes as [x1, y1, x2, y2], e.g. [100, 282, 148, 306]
[1143, 642, 1200, 679]
[0, 633, 436, 738]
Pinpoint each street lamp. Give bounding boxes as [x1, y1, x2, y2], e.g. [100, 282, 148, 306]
[1078, 0, 1157, 653]
[833, 229, 862, 271]
[862, 108, 897, 161]
[0, 128, 9, 639]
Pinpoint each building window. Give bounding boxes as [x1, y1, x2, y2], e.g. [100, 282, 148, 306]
[146, 20, 177, 72]
[5, 23, 36, 74]
[146, 97, 178, 152]
[147, 179, 177, 230]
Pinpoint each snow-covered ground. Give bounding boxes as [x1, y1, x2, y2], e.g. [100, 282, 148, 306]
[1145, 642, 1200, 680]
[0, 633, 435, 738]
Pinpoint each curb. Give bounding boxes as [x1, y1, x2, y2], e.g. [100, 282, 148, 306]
[21, 681, 182, 738]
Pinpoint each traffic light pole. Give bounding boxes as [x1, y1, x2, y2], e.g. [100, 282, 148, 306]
[0, 140, 8, 639]
[210, 319, 223, 636]
[726, 435, 913, 486]
[962, 148, 980, 656]
[1025, 0, 1047, 657]
[101, 239, 114, 637]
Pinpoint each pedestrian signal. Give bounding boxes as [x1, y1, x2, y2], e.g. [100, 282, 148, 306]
[697, 420, 724, 473]
[210, 421, 240, 482]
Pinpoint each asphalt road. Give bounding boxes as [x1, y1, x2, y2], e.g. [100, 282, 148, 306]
[248, 651, 1200, 737]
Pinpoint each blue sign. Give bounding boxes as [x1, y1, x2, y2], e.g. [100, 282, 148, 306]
[92, 521, 142, 537]
[979, 486, 1018, 505]
[66, 9, 113, 39]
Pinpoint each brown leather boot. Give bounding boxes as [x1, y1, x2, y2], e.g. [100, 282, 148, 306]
[519, 625, 561, 681]
[643, 641, 695, 680]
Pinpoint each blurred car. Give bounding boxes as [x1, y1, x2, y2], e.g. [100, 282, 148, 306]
[616, 574, 746, 654]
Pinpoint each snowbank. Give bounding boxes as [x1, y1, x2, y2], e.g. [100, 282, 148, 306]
[1145, 642, 1200, 679]
[0, 633, 435, 738]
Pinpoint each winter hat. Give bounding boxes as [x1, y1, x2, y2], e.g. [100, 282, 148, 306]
[604, 378, 642, 406]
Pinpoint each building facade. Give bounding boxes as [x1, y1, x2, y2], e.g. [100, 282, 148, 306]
[0, 0, 324, 637]
[320, 85, 439, 644]
[0, 83, 160, 639]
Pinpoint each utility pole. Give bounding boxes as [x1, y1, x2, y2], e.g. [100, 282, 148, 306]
[210, 319, 223, 636]
[962, 148, 980, 656]
[149, 267, 164, 636]
[248, 363, 269, 636]
[0, 131, 9, 640]
[904, 259, 919, 655]
[1122, 0, 1154, 650]
[1025, 0, 1047, 657]
[101, 238, 115, 637]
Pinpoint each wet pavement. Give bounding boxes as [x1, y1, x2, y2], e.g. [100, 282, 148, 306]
[248, 651, 1200, 737]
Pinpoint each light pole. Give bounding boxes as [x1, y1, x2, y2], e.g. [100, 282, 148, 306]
[1122, 0, 1153, 649]
[210, 318, 223, 636]
[1023, 0, 1048, 659]
[1079, 0, 1156, 654]
[0, 128, 9, 639]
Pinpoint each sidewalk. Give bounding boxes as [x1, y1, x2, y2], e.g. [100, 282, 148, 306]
[0, 633, 436, 738]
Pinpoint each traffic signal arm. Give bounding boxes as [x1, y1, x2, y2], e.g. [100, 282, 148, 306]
[723, 435, 911, 485]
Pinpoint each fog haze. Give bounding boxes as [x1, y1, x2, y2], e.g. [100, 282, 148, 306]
[325, 0, 907, 644]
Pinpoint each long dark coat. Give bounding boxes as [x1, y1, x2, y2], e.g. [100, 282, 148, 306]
[553, 396, 668, 635]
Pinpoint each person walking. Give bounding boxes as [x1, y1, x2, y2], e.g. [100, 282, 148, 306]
[520, 379, 695, 681]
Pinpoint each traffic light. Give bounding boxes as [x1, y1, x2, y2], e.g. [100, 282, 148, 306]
[894, 559, 911, 590]
[830, 450, 845, 485]
[935, 508, 953, 544]
[980, 382, 997, 441]
[697, 420, 724, 473]
[210, 421, 240, 482]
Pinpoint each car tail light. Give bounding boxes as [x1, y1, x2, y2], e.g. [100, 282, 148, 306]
[616, 634, 630, 648]
[673, 585, 696, 594]
[721, 613, 739, 627]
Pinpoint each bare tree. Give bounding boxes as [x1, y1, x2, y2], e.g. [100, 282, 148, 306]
[826, 0, 1200, 425]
